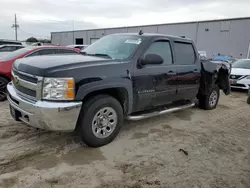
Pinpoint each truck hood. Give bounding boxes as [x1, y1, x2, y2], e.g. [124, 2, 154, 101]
[231, 68, 250, 76]
[13, 54, 118, 76]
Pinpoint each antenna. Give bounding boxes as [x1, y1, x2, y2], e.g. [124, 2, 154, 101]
[139, 30, 143, 35]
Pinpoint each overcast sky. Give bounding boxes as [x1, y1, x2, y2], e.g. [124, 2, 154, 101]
[1, 0, 250, 40]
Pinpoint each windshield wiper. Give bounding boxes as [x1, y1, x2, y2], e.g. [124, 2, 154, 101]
[80, 51, 112, 59]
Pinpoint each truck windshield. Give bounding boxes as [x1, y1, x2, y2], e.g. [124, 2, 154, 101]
[82, 35, 143, 60]
[232, 59, 250, 69]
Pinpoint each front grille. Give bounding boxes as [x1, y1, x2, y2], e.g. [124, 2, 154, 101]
[14, 84, 36, 97]
[12, 69, 42, 100]
[230, 75, 244, 80]
[12, 69, 38, 84]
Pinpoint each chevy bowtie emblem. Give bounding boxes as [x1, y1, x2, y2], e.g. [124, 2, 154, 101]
[13, 76, 19, 84]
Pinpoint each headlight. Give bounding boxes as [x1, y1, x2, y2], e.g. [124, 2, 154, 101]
[42, 78, 75, 100]
[246, 75, 250, 79]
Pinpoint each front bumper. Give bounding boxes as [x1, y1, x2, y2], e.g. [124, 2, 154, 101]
[7, 83, 82, 132]
[230, 79, 250, 90]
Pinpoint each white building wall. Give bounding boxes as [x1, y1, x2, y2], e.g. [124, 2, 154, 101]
[51, 17, 250, 58]
[158, 23, 197, 41]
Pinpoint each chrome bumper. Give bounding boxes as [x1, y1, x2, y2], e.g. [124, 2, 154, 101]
[7, 83, 82, 132]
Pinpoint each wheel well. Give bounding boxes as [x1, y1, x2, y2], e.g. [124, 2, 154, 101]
[82, 88, 129, 114]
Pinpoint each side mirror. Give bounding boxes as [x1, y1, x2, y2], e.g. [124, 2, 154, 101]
[138, 54, 164, 68]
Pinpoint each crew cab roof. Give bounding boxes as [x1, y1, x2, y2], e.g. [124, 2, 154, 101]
[110, 33, 193, 42]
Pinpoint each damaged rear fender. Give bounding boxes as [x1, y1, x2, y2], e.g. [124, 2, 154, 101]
[198, 60, 231, 96]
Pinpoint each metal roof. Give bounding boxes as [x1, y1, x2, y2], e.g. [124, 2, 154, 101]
[51, 16, 250, 34]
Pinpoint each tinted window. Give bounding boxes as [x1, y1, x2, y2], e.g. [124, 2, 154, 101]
[27, 49, 57, 57]
[15, 46, 24, 50]
[144, 41, 172, 65]
[39, 49, 57, 55]
[232, 59, 250, 69]
[174, 42, 196, 65]
[57, 49, 78, 54]
[0, 41, 22, 45]
[0, 46, 13, 52]
[0, 47, 34, 60]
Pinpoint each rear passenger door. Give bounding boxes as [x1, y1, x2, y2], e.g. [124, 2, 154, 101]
[173, 41, 201, 100]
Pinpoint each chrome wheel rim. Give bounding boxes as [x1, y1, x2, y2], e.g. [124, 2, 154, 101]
[0, 80, 6, 100]
[92, 107, 117, 139]
[209, 90, 218, 107]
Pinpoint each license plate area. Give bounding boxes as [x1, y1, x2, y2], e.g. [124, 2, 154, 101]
[9, 105, 21, 121]
[230, 79, 236, 84]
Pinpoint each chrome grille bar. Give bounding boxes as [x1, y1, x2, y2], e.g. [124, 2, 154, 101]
[11, 69, 43, 100]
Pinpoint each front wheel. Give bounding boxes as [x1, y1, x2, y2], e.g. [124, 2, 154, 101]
[0, 77, 9, 102]
[247, 96, 250, 104]
[199, 86, 220, 110]
[77, 95, 123, 147]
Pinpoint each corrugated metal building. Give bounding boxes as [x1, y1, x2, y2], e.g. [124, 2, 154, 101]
[51, 17, 250, 58]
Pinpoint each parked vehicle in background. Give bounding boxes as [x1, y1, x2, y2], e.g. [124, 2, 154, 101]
[0, 39, 22, 45]
[67, 44, 89, 50]
[212, 55, 236, 64]
[198, 51, 207, 60]
[7, 33, 231, 147]
[0, 46, 80, 101]
[230, 59, 250, 90]
[0, 45, 24, 52]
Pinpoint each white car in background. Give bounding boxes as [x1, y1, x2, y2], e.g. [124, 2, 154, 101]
[230, 59, 250, 89]
[198, 51, 207, 60]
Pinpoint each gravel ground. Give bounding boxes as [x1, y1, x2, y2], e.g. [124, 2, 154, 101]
[0, 91, 249, 188]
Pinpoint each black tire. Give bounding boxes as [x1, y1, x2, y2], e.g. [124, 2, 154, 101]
[199, 85, 220, 110]
[77, 95, 123, 147]
[0, 77, 9, 102]
[247, 97, 250, 104]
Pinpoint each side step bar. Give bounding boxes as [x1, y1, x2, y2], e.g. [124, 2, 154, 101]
[126, 102, 195, 121]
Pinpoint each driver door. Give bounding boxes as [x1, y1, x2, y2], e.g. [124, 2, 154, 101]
[133, 38, 178, 112]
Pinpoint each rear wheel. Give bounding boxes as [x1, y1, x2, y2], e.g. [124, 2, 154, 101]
[77, 95, 123, 147]
[0, 77, 9, 102]
[199, 85, 220, 110]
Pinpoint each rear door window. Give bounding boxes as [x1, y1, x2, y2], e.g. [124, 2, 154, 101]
[57, 49, 78, 54]
[27, 49, 57, 57]
[174, 42, 196, 65]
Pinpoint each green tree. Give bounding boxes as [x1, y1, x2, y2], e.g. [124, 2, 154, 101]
[26, 37, 38, 42]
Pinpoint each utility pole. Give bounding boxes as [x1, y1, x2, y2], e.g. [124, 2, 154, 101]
[11, 14, 19, 41]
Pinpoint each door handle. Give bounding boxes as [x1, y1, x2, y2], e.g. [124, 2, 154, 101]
[168, 71, 177, 75]
[193, 69, 199, 73]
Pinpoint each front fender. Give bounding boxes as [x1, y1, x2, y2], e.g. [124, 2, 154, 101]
[75, 78, 133, 114]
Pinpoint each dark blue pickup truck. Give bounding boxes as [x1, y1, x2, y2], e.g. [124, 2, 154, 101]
[7, 33, 231, 147]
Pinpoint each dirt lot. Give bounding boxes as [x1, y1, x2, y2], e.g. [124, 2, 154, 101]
[0, 91, 249, 188]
